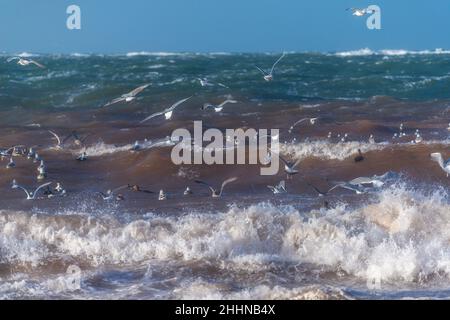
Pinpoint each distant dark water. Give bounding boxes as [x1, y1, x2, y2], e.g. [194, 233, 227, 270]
[0, 50, 449, 299]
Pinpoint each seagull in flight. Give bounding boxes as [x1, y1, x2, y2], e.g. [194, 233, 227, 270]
[278, 154, 301, 179]
[195, 177, 238, 198]
[103, 84, 150, 107]
[288, 117, 318, 133]
[11, 180, 52, 200]
[202, 99, 237, 112]
[267, 180, 287, 194]
[7, 57, 45, 68]
[256, 52, 286, 81]
[140, 97, 191, 123]
[346, 7, 376, 16]
[430, 153, 450, 177]
[197, 78, 228, 88]
[98, 185, 128, 200]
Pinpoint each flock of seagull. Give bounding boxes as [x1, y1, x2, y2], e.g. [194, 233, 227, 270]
[2, 20, 450, 202]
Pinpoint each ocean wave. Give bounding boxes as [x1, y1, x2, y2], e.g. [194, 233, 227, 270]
[334, 48, 450, 57]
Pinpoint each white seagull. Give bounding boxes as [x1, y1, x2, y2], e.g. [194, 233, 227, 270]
[202, 99, 238, 112]
[346, 7, 376, 16]
[195, 177, 238, 198]
[278, 155, 301, 179]
[255, 53, 286, 81]
[140, 97, 191, 123]
[11, 180, 52, 200]
[103, 84, 150, 107]
[288, 117, 318, 133]
[267, 180, 287, 194]
[430, 153, 450, 177]
[7, 57, 45, 68]
[197, 78, 228, 88]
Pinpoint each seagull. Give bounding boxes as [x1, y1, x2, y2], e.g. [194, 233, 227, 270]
[127, 184, 154, 194]
[27, 147, 35, 159]
[183, 186, 193, 195]
[430, 153, 450, 177]
[195, 177, 238, 198]
[77, 151, 88, 161]
[98, 185, 128, 201]
[140, 97, 191, 123]
[130, 141, 142, 152]
[48, 130, 62, 149]
[54, 182, 67, 196]
[197, 78, 228, 88]
[346, 7, 376, 16]
[37, 166, 47, 181]
[103, 84, 150, 107]
[11, 180, 52, 200]
[369, 134, 375, 144]
[288, 117, 318, 133]
[158, 190, 167, 201]
[34, 153, 41, 163]
[354, 149, 365, 162]
[348, 177, 384, 188]
[278, 155, 301, 179]
[267, 180, 287, 194]
[328, 182, 366, 195]
[6, 157, 15, 168]
[202, 99, 237, 112]
[7, 57, 45, 68]
[255, 52, 286, 81]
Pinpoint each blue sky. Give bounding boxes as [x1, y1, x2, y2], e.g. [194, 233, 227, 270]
[1, 0, 449, 53]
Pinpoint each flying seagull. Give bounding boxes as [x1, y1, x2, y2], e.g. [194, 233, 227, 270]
[7, 57, 45, 68]
[255, 52, 286, 81]
[103, 84, 150, 107]
[140, 97, 191, 123]
[278, 154, 301, 179]
[288, 117, 318, 133]
[346, 7, 376, 16]
[98, 185, 128, 200]
[202, 99, 237, 112]
[197, 78, 228, 88]
[430, 153, 450, 177]
[195, 177, 238, 198]
[11, 180, 52, 200]
[267, 180, 287, 194]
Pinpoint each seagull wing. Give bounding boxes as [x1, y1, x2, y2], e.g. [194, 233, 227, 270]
[30, 60, 45, 68]
[33, 182, 53, 198]
[140, 110, 166, 123]
[431, 153, 444, 169]
[129, 84, 150, 97]
[219, 177, 238, 195]
[103, 96, 126, 107]
[218, 100, 237, 108]
[270, 52, 286, 74]
[293, 158, 302, 169]
[307, 182, 327, 196]
[168, 96, 192, 112]
[111, 185, 129, 194]
[290, 118, 308, 130]
[48, 130, 61, 146]
[278, 154, 291, 167]
[194, 180, 216, 195]
[13, 184, 31, 198]
[7, 57, 19, 63]
[202, 103, 214, 110]
[255, 66, 268, 76]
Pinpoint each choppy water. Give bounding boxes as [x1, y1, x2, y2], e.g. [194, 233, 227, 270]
[0, 50, 449, 299]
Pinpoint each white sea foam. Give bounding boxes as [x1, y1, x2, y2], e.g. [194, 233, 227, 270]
[335, 48, 450, 57]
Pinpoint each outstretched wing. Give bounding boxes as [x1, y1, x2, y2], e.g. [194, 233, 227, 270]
[103, 96, 125, 107]
[7, 57, 19, 63]
[255, 66, 267, 76]
[270, 52, 286, 74]
[140, 110, 166, 123]
[168, 96, 192, 112]
[111, 185, 129, 194]
[13, 184, 31, 198]
[218, 100, 237, 108]
[48, 130, 61, 146]
[30, 60, 45, 68]
[194, 180, 216, 194]
[129, 84, 150, 97]
[33, 182, 53, 197]
[219, 177, 238, 195]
